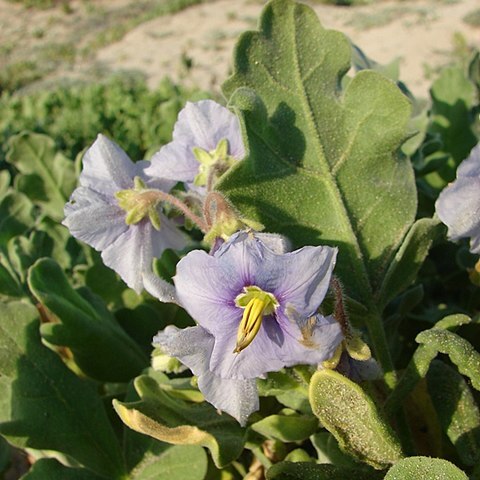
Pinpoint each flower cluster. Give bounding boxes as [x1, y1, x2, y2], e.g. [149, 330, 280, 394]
[64, 99, 345, 425]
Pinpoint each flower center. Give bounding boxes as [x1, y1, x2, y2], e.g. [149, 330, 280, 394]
[115, 177, 162, 230]
[234, 286, 279, 353]
[192, 138, 236, 187]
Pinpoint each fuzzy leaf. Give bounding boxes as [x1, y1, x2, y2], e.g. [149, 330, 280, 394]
[426, 66, 477, 189]
[377, 217, 442, 307]
[0, 302, 125, 478]
[416, 328, 480, 391]
[219, 0, 415, 309]
[0, 191, 35, 246]
[384, 456, 468, 480]
[427, 360, 480, 466]
[309, 369, 403, 469]
[266, 462, 382, 480]
[113, 371, 246, 468]
[6, 132, 76, 220]
[28, 258, 148, 382]
[384, 314, 472, 415]
[22, 459, 105, 480]
[251, 411, 318, 442]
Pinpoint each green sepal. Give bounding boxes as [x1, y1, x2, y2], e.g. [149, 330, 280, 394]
[309, 369, 403, 469]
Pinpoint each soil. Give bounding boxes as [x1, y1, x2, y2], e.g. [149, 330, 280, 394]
[0, 0, 479, 97]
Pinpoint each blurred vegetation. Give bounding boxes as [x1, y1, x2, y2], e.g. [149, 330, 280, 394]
[0, 75, 209, 163]
[0, 0, 207, 95]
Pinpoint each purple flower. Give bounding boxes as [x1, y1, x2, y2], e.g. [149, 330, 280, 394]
[146, 100, 245, 191]
[436, 142, 480, 254]
[154, 231, 342, 425]
[63, 134, 186, 299]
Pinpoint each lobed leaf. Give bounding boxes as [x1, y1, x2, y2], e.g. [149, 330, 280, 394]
[218, 0, 415, 309]
[309, 369, 403, 469]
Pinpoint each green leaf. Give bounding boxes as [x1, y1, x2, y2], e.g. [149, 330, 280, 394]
[416, 328, 480, 391]
[384, 456, 468, 480]
[310, 432, 358, 468]
[7, 230, 54, 282]
[266, 462, 382, 480]
[0, 191, 35, 246]
[113, 371, 246, 468]
[28, 258, 148, 382]
[427, 66, 477, 188]
[0, 259, 23, 300]
[6, 132, 76, 220]
[309, 369, 403, 469]
[219, 0, 415, 308]
[0, 301, 125, 478]
[377, 217, 442, 308]
[129, 445, 208, 480]
[250, 411, 318, 442]
[0, 170, 10, 198]
[427, 360, 480, 466]
[22, 458, 105, 480]
[384, 314, 472, 415]
[257, 370, 311, 413]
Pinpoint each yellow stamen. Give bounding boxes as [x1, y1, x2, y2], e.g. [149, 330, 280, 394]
[234, 298, 266, 353]
[233, 286, 278, 353]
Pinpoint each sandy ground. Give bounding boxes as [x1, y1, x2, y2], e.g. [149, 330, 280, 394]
[92, 0, 480, 99]
[0, 0, 479, 99]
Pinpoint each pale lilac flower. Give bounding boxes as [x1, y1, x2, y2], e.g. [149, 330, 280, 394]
[146, 100, 245, 191]
[154, 231, 342, 425]
[63, 134, 186, 299]
[436, 142, 480, 254]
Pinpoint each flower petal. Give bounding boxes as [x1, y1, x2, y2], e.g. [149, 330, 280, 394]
[173, 100, 245, 158]
[142, 270, 179, 304]
[146, 100, 245, 188]
[435, 142, 480, 254]
[154, 326, 258, 425]
[63, 187, 128, 251]
[147, 141, 199, 184]
[214, 231, 337, 317]
[209, 313, 342, 380]
[102, 215, 187, 293]
[80, 135, 137, 194]
[174, 249, 244, 334]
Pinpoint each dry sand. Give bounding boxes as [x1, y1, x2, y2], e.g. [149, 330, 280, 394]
[93, 0, 480, 98]
[1, 0, 479, 98]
